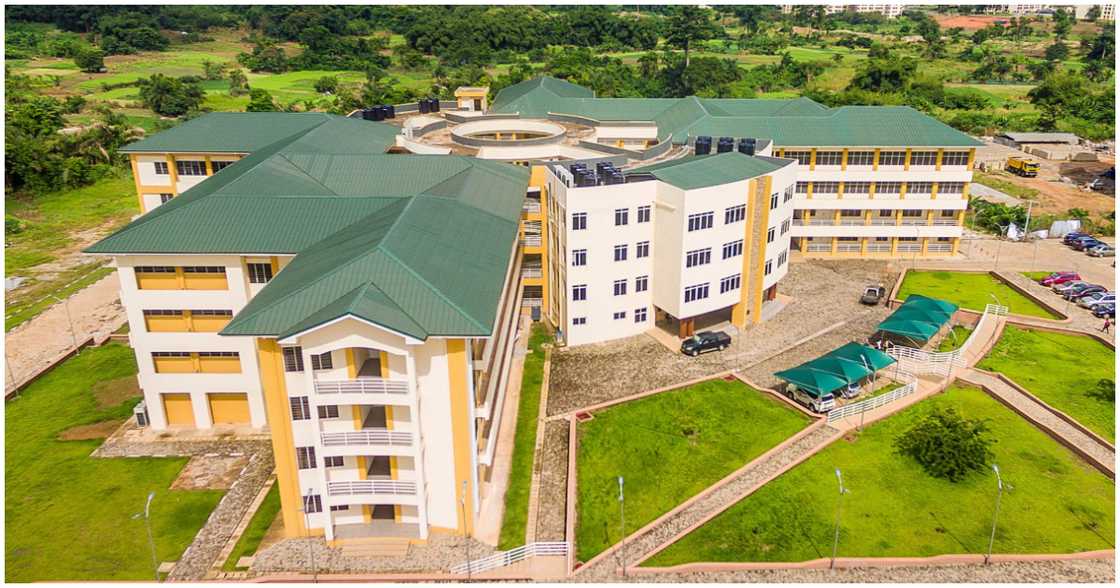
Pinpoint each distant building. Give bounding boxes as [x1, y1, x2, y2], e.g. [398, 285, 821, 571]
[1074, 4, 1115, 20]
[781, 4, 905, 18]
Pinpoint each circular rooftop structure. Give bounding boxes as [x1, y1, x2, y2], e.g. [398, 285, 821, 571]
[450, 119, 567, 148]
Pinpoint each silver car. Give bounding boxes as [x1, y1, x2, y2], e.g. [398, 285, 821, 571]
[1053, 280, 1086, 294]
[1088, 244, 1115, 257]
[1078, 292, 1115, 308]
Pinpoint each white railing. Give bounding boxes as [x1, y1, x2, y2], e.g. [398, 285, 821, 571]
[521, 267, 543, 278]
[870, 218, 897, 225]
[314, 377, 409, 396]
[927, 243, 952, 252]
[326, 479, 417, 497]
[522, 236, 542, 247]
[838, 218, 865, 226]
[886, 304, 1008, 376]
[807, 242, 833, 252]
[837, 243, 861, 252]
[321, 429, 413, 447]
[900, 219, 927, 226]
[828, 379, 918, 423]
[866, 243, 892, 252]
[451, 542, 570, 575]
[897, 243, 921, 252]
[523, 201, 541, 214]
[932, 218, 960, 226]
[522, 297, 543, 308]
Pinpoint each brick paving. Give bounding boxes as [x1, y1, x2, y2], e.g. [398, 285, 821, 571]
[535, 420, 571, 542]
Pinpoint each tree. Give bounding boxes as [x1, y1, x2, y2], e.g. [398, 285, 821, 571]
[1053, 8, 1073, 39]
[1087, 378, 1115, 402]
[665, 5, 717, 67]
[1028, 71, 1085, 129]
[1087, 5, 1102, 21]
[136, 74, 204, 117]
[894, 408, 994, 482]
[227, 68, 249, 96]
[849, 55, 917, 92]
[1045, 41, 1070, 62]
[72, 46, 104, 73]
[314, 75, 339, 94]
[201, 59, 226, 81]
[237, 39, 288, 73]
[246, 88, 277, 112]
[97, 12, 168, 54]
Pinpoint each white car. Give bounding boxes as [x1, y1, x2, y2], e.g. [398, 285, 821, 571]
[786, 385, 836, 413]
[1078, 292, 1115, 309]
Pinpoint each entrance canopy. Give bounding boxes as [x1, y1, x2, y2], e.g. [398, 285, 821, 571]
[774, 343, 897, 397]
[877, 294, 958, 342]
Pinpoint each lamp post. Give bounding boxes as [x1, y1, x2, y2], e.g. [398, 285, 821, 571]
[989, 293, 1002, 313]
[830, 469, 850, 570]
[299, 490, 318, 583]
[48, 293, 79, 353]
[131, 491, 159, 582]
[858, 354, 874, 431]
[617, 476, 627, 578]
[985, 464, 1012, 565]
[461, 480, 471, 582]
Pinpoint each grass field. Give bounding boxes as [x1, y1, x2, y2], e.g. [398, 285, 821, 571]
[5, 344, 224, 581]
[645, 385, 1115, 566]
[977, 325, 1115, 443]
[576, 379, 810, 562]
[974, 172, 1042, 201]
[937, 325, 973, 352]
[897, 270, 1059, 319]
[222, 483, 281, 571]
[498, 323, 551, 550]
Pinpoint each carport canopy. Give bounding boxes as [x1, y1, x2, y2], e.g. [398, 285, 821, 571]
[877, 317, 941, 341]
[773, 366, 848, 397]
[877, 294, 958, 342]
[801, 356, 872, 385]
[825, 342, 895, 371]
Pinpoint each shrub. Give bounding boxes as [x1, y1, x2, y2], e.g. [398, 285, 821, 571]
[6, 216, 25, 235]
[894, 407, 994, 482]
[73, 46, 105, 73]
[314, 75, 339, 94]
[1087, 379, 1115, 402]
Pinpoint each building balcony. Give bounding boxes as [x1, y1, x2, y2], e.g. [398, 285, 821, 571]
[325, 479, 420, 505]
[521, 266, 542, 279]
[521, 235, 542, 248]
[312, 376, 410, 405]
[320, 429, 415, 457]
[522, 201, 541, 215]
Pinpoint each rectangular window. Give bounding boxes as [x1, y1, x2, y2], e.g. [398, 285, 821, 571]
[572, 317, 587, 325]
[637, 205, 651, 223]
[572, 284, 587, 301]
[572, 249, 587, 266]
[880, 209, 895, 217]
[687, 212, 714, 232]
[847, 151, 874, 166]
[778, 249, 789, 266]
[879, 151, 906, 166]
[719, 273, 741, 294]
[876, 181, 902, 194]
[765, 259, 773, 276]
[908, 182, 933, 194]
[212, 160, 235, 172]
[845, 181, 871, 194]
[330, 505, 349, 512]
[939, 182, 965, 194]
[614, 208, 629, 226]
[296, 446, 317, 470]
[317, 405, 339, 419]
[784, 185, 794, 202]
[685, 248, 711, 268]
[247, 263, 273, 284]
[175, 160, 207, 176]
[814, 181, 839, 194]
[324, 456, 345, 468]
[283, 347, 305, 372]
[153, 161, 169, 175]
[159, 193, 174, 203]
[684, 283, 710, 303]
[902, 209, 923, 217]
[613, 279, 627, 296]
[815, 151, 842, 166]
[785, 150, 811, 165]
[303, 494, 323, 514]
[634, 307, 648, 323]
[724, 204, 746, 224]
[613, 311, 626, 320]
[941, 209, 958, 217]
[767, 227, 776, 243]
[613, 244, 628, 261]
[636, 241, 650, 258]
[910, 151, 938, 166]
[182, 266, 224, 274]
[635, 275, 648, 292]
[770, 193, 779, 209]
[840, 209, 862, 217]
[722, 239, 743, 259]
[941, 151, 970, 166]
[290, 397, 311, 421]
[781, 219, 790, 234]
[572, 212, 587, 230]
[310, 352, 333, 371]
[795, 181, 810, 194]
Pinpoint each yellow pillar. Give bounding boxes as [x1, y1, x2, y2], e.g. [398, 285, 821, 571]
[840, 148, 848, 171]
[931, 183, 939, 200]
[921, 238, 929, 255]
[860, 238, 868, 254]
[899, 182, 908, 200]
[806, 182, 813, 199]
[830, 237, 839, 255]
[732, 178, 758, 328]
[951, 237, 961, 255]
[895, 210, 903, 226]
[890, 237, 899, 255]
[868, 182, 876, 199]
[872, 148, 880, 171]
[446, 339, 475, 534]
[204, 155, 213, 176]
[837, 182, 845, 200]
[809, 149, 817, 171]
[751, 176, 773, 322]
[903, 148, 912, 171]
[129, 154, 145, 212]
[257, 339, 309, 537]
[166, 154, 180, 195]
[935, 148, 944, 171]
[967, 148, 976, 170]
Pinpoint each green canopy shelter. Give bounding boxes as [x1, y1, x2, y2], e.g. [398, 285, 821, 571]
[877, 317, 941, 341]
[825, 342, 895, 371]
[773, 367, 847, 397]
[802, 356, 872, 385]
[885, 307, 953, 325]
[901, 294, 959, 316]
[876, 294, 958, 342]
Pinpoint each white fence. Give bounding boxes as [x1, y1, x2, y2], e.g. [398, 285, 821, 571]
[827, 379, 917, 423]
[326, 479, 417, 497]
[451, 542, 570, 575]
[321, 429, 413, 447]
[886, 303, 1009, 377]
[314, 377, 409, 395]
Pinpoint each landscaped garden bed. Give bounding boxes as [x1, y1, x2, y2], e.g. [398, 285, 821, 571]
[222, 483, 281, 571]
[644, 385, 1114, 566]
[576, 378, 810, 562]
[896, 270, 1059, 319]
[977, 326, 1115, 443]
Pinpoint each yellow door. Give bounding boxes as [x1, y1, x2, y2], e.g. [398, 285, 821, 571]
[208, 393, 251, 425]
[163, 393, 196, 427]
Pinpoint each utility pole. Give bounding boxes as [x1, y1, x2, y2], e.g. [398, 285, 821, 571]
[831, 469, 849, 570]
[300, 490, 318, 583]
[48, 293, 79, 353]
[618, 476, 627, 578]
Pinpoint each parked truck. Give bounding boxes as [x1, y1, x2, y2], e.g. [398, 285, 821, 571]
[1006, 157, 1040, 177]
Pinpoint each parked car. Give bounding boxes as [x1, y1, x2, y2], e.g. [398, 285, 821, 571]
[1052, 280, 1087, 294]
[860, 285, 886, 306]
[680, 331, 731, 356]
[1062, 283, 1106, 300]
[841, 381, 862, 399]
[1039, 271, 1080, 286]
[1071, 237, 1104, 251]
[1092, 303, 1115, 318]
[1062, 232, 1090, 245]
[1077, 292, 1115, 309]
[784, 385, 836, 413]
[1088, 244, 1115, 257]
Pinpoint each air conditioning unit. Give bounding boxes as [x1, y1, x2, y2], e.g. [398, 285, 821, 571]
[134, 400, 150, 427]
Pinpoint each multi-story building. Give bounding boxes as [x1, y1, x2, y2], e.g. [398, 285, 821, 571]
[781, 4, 905, 18]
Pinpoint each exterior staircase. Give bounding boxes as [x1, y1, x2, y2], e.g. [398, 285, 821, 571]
[335, 537, 411, 558]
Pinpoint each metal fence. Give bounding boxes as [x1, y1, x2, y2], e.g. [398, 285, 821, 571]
[326, 479, 417, 497]
[313, 377, 409, 395]
[451, 542, 570, 575]
[827, 379, 918, 423]
[321, 429, 414, 447]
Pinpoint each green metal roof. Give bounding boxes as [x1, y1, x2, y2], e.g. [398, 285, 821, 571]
[801, 356, 872, 385]
[876, 295, 959, 342]
[120, 112, 401, 153]
[824, 343, 895, 371]
[774, 366, 848, 397]
[626, 152, 786, 189]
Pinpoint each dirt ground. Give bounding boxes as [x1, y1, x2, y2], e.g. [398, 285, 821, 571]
[975, 141, 1115, 216]
[59, 419, 126, 441]
[91, 376, 141, 408]
[171, 455, 252, 491]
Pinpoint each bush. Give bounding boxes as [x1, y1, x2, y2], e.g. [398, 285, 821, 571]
[136, 74, 204, 117]
[73, 46, 105, 73]
[1087, 379, 1115, 402]
[894, 407, 994, 482]
[6, 216, 25, 235]
[314, 75, 339, 94]
[246, 88, 277, 112]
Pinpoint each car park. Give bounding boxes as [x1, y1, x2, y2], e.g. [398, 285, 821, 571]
[784, 385, 836, 413]
[1039, 271, 1080, 286]
[1062, 232, 1089, 245]
[1088, 244, 1115, 257]
[680, 331, 731, 356]
[1053, 280, 1087, 295]
[1077, 292, 1115, 309]
[1061, 283, 1105, 300]
[1071, 238, 1105, 251]
[1093, 303, 1116, 318]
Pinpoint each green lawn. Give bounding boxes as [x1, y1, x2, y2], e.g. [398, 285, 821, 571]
[973, 172, 1042, 201]
[5, 263, 114, 332]
[1022, 271, 1056, 282]
[977, 326, 1115, 443]
[897, 270, 1059, 319]
[222, 483, 281, 571]
[498, 322, 551, 550]
[937, 326, 973, 352]
[5, 344, 224, 581]
[646, 385, 1115, 566]
[576, 379, 810, 562]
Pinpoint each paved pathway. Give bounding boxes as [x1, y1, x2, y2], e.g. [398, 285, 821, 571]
[575, 424, 840, 580]
[958, 368, 1115, 477]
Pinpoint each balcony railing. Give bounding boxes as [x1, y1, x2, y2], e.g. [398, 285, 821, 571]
[314, 377, 409, 396]
[837, 243, 861, 252]
[522, 297, 543, 308]
[932, 218, 960, 226]
[321, 429, 413, 448]
[521, 236, 542, 247]
[897, 243, 921, 252]
[900, 219, 926, 226]
[795, 218, 837, 226]
[523, 201, 541, 214]
[838, 218, 864, 226]
[807, 242, 833, 252]
[522, 267, 542, 278]
[326, 479, 417, 497]
[927, 243, 953, 252]
[866, 243, 892, 252]
[870, 218, 897, 225]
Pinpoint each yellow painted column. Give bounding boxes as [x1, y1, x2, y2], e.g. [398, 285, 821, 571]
[270, 256, 280, 276]
[129, 154, 145, 212]
[935, 148, 944, 171]
[921, 238, 929, 255]
[868, 182, 876, 199]
[446, 339, 475, 534]
[967, 148, 976, 170]
[166, 154, 180, 195]
[751, 176, 773, 322]
[840, 149, 848, 170]
[895, 210, 903, 226]
[962, 182, 971, 200]
[864, 210, 873, 225]
[204, 155, 213, 176]
[931, 183, 939, 200]
[927, 210, 935, 226]
[903, 148, 912, 171]
[830, 237, 839, 255]
[809, 149, 817, 171]
[890, 237, 899, 255]
[837, 182, 845, 200]
[899, 182, 908, 200]
[872, 148, 880, 171]
[257, 339, 309, 537]
[860, 238, 868, 254]
[951, 237, 961, 255]
[732, 179, 758, 328]
[833, 209, 842, 224]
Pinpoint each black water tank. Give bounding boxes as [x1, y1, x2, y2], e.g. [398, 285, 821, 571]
[738, 138, 757, 156]
[385, 105, 395, 119]
[371, 107, 386, 122]
[418, 99, 431, 114]
[717, 137, 734, 153]
[694, 136, 712, 155]
[430, 98, 441, 113]
[361, 108, 374, 121]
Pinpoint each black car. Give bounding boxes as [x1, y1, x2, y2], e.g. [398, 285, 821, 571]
[681, 331, 731, 356]
[1071, 237, 1104, 251]
[1063, 283, 1107, 300]
[1093, 303, 1115, 318]
[1062, 232, 1089, 245]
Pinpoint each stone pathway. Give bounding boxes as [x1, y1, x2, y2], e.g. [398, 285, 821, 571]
[575, 423, 840, 580]
[250, 533, 495, 575]
[958, 368, 1115, 476]
[535, 420, 571, 542]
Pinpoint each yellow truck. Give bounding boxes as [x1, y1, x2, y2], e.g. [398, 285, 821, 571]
[1006, 157, 1040, 177]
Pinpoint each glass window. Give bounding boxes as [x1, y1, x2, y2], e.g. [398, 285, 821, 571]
[613, 279, 627, 296]
[847, 151, 874, 166]
[614, 208, 629, 226]
[685, 248, 711, 268]
[635, 275, 648, 292]
[572, 285, 587, 301]
[815, 151, 842, 166]
[283, 347, 304, 372]
[724, 204, 746, 224]
[687, 212, 714, 231]
[614, 244, 628, 261]
[636, 241, 650, 258]
[637, 205, 651, 223]
[572, 249, 587, 266]
[684, 283, 710, 303]
[879, 151, 906, 166]
[572, 212, 587, 230]
[247, 263, 273, 284]
[290, 397, 311, 421]
[910, 151, 938, 166]
[942, 151, 970, 166]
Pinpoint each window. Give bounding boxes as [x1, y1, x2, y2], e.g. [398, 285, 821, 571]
[330, 504, 350, 512]
[613, 311, 627, 320]
[283, 347, 305, 372]
[767, 227, 776, 243]
[290, 397, 311, 421]
[317, 405, 339, 419]
[939, 182, 965, 194]
[302, 494, 323, 514]
[784, 185, 795, 202]
[942, 151, 969, 166]
[908, 182, 933, 194]
[572, 212, 587, 230]
[635, 275, 648, 292]
[844, 181, 870, 194]
[815, 151, 842, 166]
[879, 209, 895, 217]
[902, 209, 923, 217]
[764, 259, 773, 276]
[878, 151, 906, 166]
[310, 352, 333, 370]
[175, 160, 206, 176]
[814, 181, 839, 194]
[778, 249, 789, 267]
[910, 151, 938, 166]
[841, 209, 861, 217]
[142, 309, 181, 317]
[212, 160, 234, 172]
[847, 151, 874, 166]
[684, 283, 710, 303]
[197, 351, 239, 359]
[614, 208, 629, 226]
[159, 193, 174, 203]
[296, 446, 317, 470]
[572, 284, 587, 301]
[724, 204, 746, 224]
[636, 241, 650, 258]
[572, 317, 587, 325]
[135, 265, 175, 274]
[770, 193, 779, 209]
[685, 248, 711, 268]
[151, 351, 191, 357]
[634, 307, 648, 322]
[154, 161, 169, 175]
[795, 181, 810, 194]
[572, 249, 587, 266]
[182, 266, 224, 274]
[637, 205, 651, 223]
[720, 273, 741, 294]
[941, 209, 957, 217]
[722, 239, 743, 259]
[785, 150, 811, 165]
[687, 212, 714, 231]
[613, 244, 628, 261]
[781, 219, 790, 234]
[613, 279, 627, 296]
[247, 263, 273, 284]
[324, 456, 345, 468]
[876, 181, 902, 194]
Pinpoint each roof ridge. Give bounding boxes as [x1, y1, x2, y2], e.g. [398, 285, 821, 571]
[379, 243, 490, 335]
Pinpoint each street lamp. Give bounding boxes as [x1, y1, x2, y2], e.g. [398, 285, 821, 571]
[985, 464, 1012, 565]
[47, 293, 79, 353]
[617, 476, 626, 578]
[131, 491, 159, 582]
[858, 354, 874, 431]
[830, 469, 850, 570]
[460, 480, 471, 582]
[299, 490, 318, 583]
[989, 293, 1002, 312]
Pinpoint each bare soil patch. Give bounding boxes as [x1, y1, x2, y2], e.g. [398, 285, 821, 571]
[91, 376, 141, 409]
[59, 419, 125, 441]
[171, 455, 251, 490]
